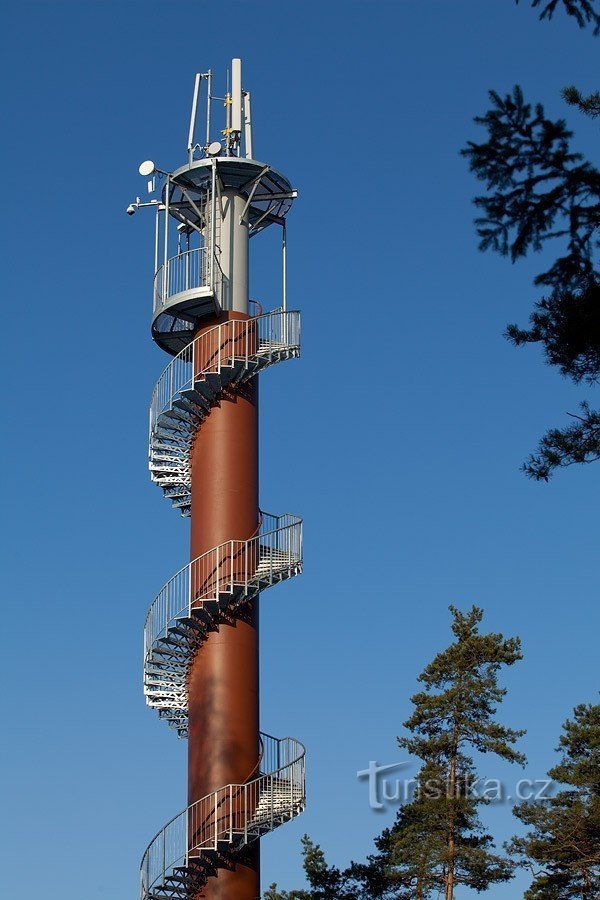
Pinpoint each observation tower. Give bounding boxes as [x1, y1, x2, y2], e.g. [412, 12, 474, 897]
[130, 60, 305, 899]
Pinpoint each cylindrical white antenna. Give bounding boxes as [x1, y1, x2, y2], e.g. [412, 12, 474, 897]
[231, 58, 242, 140]
[205, 70, 212, 146]
[187, 73, 202, 162]
[244, 91, 253, 159]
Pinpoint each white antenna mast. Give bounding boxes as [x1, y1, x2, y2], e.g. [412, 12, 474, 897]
[231, 58, 242, 155]
[244, 91, 253, 159]
[187, 73, 202, 164]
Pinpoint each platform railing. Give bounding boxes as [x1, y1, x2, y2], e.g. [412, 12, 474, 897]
[154, 247, 223, 314]
[149, 309, 301, 439]
[140, 735, 305, 900]
[143, 514, 302, 670]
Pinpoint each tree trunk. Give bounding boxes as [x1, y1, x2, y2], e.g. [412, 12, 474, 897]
[444, 726, 459, 900]
[416, 866, 424, 900]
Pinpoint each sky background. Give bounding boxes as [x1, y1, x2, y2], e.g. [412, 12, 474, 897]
[1, 2, 598, 898]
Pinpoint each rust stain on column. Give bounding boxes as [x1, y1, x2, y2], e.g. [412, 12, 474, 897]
[188, 311, 261, 898]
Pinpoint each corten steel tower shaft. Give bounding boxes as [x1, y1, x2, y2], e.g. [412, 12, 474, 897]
[189, 190, 259, 897]
[135, 60, 305, 900]
[189, 353, 260, 897]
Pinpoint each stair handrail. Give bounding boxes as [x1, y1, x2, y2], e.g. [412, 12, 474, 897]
[143, 513, 302, 663]
[149, 308, 301, 435]
[140, 735, 306, 899]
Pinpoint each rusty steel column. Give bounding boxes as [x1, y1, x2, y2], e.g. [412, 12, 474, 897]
[188, 311, 260, 899]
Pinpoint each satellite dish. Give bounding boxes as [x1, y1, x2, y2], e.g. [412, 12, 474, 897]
[139, 160, 155, 177]
[207, 142, 222, 157]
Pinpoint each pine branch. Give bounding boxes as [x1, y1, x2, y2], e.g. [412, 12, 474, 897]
[463, 86, 600, 479]
[522, 401, 600, 479]
[516, 0, 600, 33]
[563, 85, 600, 118]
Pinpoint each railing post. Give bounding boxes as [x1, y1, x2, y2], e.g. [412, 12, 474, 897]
[229, 784, 233, 842]
[191, 336, 196, 390]
[214, 792, 218, 850]
[244, 783, 248, 843]
[185, 805, 189, 866]
[169, 360, 174, 412]
[210, 160, 216, 292]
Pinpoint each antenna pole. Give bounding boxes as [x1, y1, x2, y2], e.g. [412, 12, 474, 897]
[187, 74, 202, 165]
[206, 70, 212, 146]
[231, 58, 242, 156]
[243, 91, 253, 159]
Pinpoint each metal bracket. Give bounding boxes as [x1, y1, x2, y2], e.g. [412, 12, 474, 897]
[239, 167, 271, 224]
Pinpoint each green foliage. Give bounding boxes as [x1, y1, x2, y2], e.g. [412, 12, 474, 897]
[522, 401, 600, 479]
[265, 607, 525, 900]
[462, 86, 598, 283]
[392, 605, 524, 898]
[462, 85, 600, 479]
[505, 283, 600, 384]
[508, 703, 600, 898]
[563, 85, 600, 117]
[264, 835, 366, 899]
[365, 759, 515, 899]
[517, 0, 600, 33]
[400, 605, 525, 764]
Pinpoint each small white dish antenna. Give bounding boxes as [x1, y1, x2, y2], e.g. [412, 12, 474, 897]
[139, 160, 155, 176]
[207, 142, 222, 157]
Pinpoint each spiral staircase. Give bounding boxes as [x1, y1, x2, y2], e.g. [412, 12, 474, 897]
[149, 309, 301, 518]
[140, 257, 304, 897]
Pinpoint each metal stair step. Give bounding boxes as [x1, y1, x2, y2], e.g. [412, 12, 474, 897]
[170, 496, 191, 509]
[161, 407, 195, 424]
[190, 607, 216, 627]
[192, 378, 217, 400]
[155, 419, 194, 437]
[218, 366, 236, 387]
[204, 372, 222, 392]
[181, 388, 210, 410]
[173, 618, 207, 637]
[171, 397, 203, 417]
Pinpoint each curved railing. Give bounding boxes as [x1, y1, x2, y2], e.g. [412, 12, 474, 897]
[143, 513, 302, 674]
[153, 247, 221, 314]
[150, 309, 300, 432]
[140, 734, 305, 900]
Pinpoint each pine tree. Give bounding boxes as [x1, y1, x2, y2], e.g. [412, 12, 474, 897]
[264, 835, 357, 900]
[462, 17, 599, 480]
[508, 702, 600, 898]
[395, 605, 525, 900]
[265, 606, 525, 900]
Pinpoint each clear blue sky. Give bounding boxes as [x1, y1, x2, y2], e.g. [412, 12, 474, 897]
[1, 2, 597, 897]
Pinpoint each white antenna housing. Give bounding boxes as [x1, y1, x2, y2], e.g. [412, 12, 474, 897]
[244, 91, 253, 159]
[231, 58, 242, 136]
[187, 73, 201, 156]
